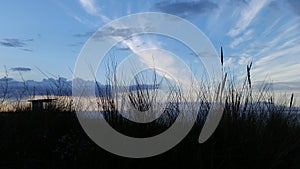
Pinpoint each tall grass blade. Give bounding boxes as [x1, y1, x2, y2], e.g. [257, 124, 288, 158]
[221, 46, 224, 66]
[247, 62, 252, 89]
[290, 93, 294, 109]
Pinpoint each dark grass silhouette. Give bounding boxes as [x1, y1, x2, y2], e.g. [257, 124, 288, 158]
[0, 98, 299, 169]
[0, 50, 300, 169]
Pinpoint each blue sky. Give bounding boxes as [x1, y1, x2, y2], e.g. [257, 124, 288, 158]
[0, 0, 300, 96]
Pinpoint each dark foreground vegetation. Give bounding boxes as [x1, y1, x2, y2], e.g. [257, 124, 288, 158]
[0, 98, 299, 169]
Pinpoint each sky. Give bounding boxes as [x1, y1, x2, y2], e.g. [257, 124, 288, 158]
[0, 0, 300, 101]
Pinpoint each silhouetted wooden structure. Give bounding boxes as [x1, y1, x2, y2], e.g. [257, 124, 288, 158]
[28, 98, 56, 111]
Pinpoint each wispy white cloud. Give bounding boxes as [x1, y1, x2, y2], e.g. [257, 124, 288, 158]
[78, 0, 110, 23]
[228, 0, 269, 37]
[98, 24, 201, 92]
[97, 25, 176, 81]
[119, 36, 178, 80]
[79, 0, 98, 15]
[230, 29, 253, 48]
[260, 16, 283, 37]
[72, 15, 99, 28]
[278, 35, 300, 50]
[253, 62, 300, 82]
[255, 45, 300, 66]
[252, 42, 300, 83]
[224, 57, 234, 67]
[238, 55, 252, 65]
[247, 17, 300, 59]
